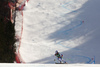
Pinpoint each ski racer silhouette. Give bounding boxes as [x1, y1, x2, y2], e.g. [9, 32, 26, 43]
[55, 50, 67, 64]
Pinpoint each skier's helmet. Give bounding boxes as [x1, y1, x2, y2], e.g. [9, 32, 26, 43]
[55, 50, 58, 53]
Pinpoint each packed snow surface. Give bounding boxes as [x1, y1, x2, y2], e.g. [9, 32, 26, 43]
[16, 0, 100, 64]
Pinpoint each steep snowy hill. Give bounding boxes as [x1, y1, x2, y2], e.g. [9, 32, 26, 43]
[15, 0, 100, 64]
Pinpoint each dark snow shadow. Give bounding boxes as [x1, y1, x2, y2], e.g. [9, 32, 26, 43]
[46, 0, 100, 42]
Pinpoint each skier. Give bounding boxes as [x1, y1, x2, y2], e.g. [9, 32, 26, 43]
[54, 50, 67, 64]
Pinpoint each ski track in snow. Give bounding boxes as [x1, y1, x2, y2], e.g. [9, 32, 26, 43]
[15, 0, 100, 64]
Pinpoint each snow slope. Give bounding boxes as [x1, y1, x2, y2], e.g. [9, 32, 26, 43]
[15, 0, 100, 64]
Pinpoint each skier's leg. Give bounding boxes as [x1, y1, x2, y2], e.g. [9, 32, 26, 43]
[60, 57, 67, 63]
[62, 59, 67, 63]
[58, 57, 62, 63]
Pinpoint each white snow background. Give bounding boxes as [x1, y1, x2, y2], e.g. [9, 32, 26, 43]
[15, 0, 100, 64]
